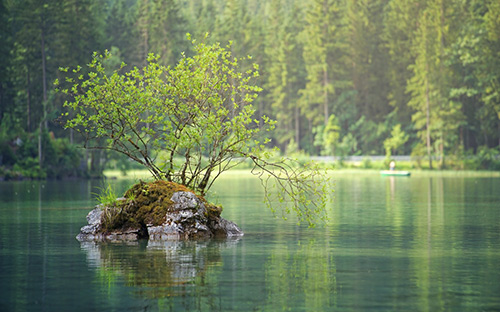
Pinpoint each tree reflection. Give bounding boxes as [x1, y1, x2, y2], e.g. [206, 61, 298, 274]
[80, 238, 240, 304]
[264, 238, 337, 311]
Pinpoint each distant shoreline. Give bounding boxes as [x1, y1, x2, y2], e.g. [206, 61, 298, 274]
[103, 167, 500, 180]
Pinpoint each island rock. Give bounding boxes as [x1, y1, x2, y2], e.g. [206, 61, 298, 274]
[76, 180, 243, 242]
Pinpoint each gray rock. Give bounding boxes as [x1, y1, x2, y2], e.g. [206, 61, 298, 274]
[147, 223, 183, 240]
[210, 218, 244, 236]
[76, 207, 103, 241]
[77, 191, 243, 242]
[87, 206, 103, 225]
[171, 191, 200, 210]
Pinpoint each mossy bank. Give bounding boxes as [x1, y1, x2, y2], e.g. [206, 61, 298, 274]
[77, 180, 243, 241]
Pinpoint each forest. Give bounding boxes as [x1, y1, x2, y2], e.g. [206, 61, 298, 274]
[0, 0, 499, 179]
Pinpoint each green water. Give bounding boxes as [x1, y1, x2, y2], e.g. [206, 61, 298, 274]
[1, 172, 499, 311]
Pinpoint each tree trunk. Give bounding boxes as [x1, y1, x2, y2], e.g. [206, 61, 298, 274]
[440, 131, 444, 169]
[322, 0, 329, 126]
[140, 0, 149, 67]
[323, 66, 329, 126]
[90, 150, 104, 177]
[40, 8, 48, 129]
[295, 104, 300, 150]
[425, 71, 432, 170]
[27, 68, 31, 132]
[38, 124, 42, 166]
[38, 3, 48, 167]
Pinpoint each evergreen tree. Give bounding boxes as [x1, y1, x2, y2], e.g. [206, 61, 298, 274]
[264, 0, 306, 152]
[217, 0, 264, 63]
[52, 0, 105, 129]
[344, 0, 391, 155]
[148, 0, 187, 66]
[346, 0, 389, 123]
[407, 0, 463, 168]
[182, 0, 218, 42]
[8, 0, 50, 132]
[132, 0, 188, 66]
[2, 0, 499, 172]
[480, 0, 500, 147]
[104, 0, 138, 66]
[0, 0, 13, 123]
[299, 0, 347, 153]
[382, 0, 421, 129]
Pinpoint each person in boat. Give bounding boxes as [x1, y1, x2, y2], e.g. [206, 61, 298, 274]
[389, 160, 396, 171]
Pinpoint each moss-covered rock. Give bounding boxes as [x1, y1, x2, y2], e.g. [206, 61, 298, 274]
[76, 180, 243, 242]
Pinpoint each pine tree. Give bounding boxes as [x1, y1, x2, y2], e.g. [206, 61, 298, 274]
[382, 0, 422, 128]
[148, 0, 187, 66]
[0, 0, 13, 122]
[299, 0, 347, 153]
[346, 0, 389, 123]
[407, 0, 464, 168]
[104, 0, 138, 66]
[264, 0, 306, 151]
[344, 0, 392, 155]
[481, 0, 500, 147]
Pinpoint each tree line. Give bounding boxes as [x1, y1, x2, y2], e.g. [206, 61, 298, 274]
[1, 0, 499, 178]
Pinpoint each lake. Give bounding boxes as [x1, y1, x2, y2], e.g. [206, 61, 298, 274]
[1, 171, 499, 311]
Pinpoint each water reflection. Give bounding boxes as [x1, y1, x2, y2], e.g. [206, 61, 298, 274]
[2, 174, 499, 311]
[80, 238, 241, 299]
[264, 238, 337, 311]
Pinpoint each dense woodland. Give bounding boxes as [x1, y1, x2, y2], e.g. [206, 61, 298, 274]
[1, 0, 499, 178]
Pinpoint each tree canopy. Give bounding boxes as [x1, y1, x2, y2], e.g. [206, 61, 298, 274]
[58, 37, 331, 226]
[1, 0, 500, 176]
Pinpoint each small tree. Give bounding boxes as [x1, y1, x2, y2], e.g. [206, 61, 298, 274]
[57, 36, 330, 226]
[322, 114, 340, 156]
[384, 124, 409, 159]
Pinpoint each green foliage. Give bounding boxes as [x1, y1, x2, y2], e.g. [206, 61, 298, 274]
[382, 0, 420, 125]
[313, 114, 341, 156]
[476, 146, 500, 170]
[406, 0, 467, 168]
[337, 133, 358, 157]
[0, 141, 16, 166]
[251, 157, 331, 227]
[322, 114, 341, 155]
[42, 134, 83, 178]
[361, 157, 372, 169]
[264, 0, 305, 151]
[13, 157, 46, 179]
[0, 113, 86, 179]
[2, 0, 500, 179]
[93, 184, 119, 207]
[60, 37, 266, 191]
[61, 37, 331, 226]
[383, 124, 409, 158]
[299, 0, 347, 129]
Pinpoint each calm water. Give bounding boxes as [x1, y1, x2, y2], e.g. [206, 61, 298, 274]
[1, 171, 499, 311]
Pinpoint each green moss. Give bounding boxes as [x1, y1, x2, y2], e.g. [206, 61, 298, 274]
[205, 203, 223, 220]
[101, 180, 197, 233]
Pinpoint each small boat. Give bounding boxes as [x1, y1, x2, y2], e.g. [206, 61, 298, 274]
[380, 170, 411, 177]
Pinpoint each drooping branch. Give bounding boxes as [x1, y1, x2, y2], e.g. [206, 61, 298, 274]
[246, 154, 331, 227]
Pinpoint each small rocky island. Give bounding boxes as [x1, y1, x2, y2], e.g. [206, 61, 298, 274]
[77, 180, 243, 241]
